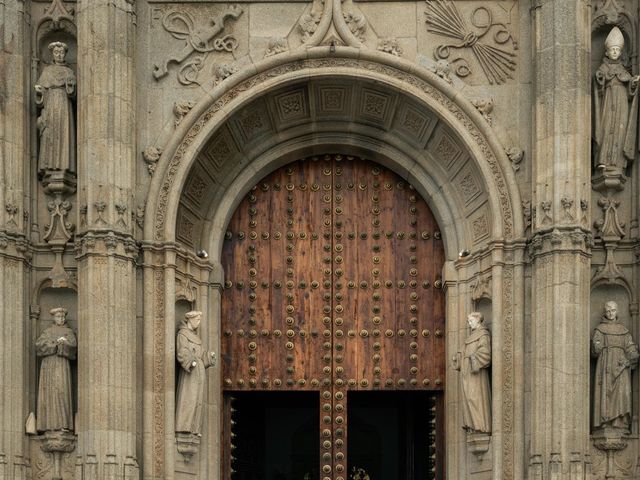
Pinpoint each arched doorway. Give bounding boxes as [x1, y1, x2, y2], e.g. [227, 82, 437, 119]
[220, 154, 445, 480]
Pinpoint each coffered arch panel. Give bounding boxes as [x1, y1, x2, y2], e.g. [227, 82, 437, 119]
[145, 54, 524, 257]
[172, 78, 505, 260]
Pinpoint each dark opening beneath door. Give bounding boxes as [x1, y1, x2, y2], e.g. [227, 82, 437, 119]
[347, 391, 440, 480]
[227, 391, 442, 480]
[228, 391, 319, 480]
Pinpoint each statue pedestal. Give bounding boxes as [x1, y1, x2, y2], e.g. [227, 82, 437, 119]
[40, 431, 76, 480]
[175, 432, 200, 462]
[593, 427, 628, 452]
[592, 167, 626, 193]
[41, 170, 76, 197]
[466, 431, 491, 456]
[593, 427, 628, 479]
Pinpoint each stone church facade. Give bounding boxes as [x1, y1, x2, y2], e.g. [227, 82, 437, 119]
[1, 0, 640, 479]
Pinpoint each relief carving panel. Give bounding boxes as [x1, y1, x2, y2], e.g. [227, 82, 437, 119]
[423, 0, 518, 85]
[150, 5, 245, 86]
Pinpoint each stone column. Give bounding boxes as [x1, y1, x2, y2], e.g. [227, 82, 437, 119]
[0, 1, 31, 478]
[529, 1, 592, 478]
[75, 0, 139, 478]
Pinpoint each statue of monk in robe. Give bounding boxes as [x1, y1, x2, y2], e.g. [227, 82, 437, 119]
[592, 301, 639, 432]
[35, 41, 76, 174]
[175, 311, 216, 436]
[453, 312, 492, 433]
[593, 26, 639, 172]
[35, 307, 77, 432]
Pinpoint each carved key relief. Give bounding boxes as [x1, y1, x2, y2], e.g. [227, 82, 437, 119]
[150, 4, 247, 87]
[422, 0, 518, 85]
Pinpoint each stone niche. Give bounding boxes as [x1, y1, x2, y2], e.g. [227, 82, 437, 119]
[30, 287, 78, 480]
[589, 285, 640, 479]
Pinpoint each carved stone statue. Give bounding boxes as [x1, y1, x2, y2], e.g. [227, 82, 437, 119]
[175, 311, 216, 436]
[592, 301, 639, 432]
[453, 312, 491, 433]
[35, 41, 76, 174]
[593, 27, 639, 172]
[35, 307, 77, 432]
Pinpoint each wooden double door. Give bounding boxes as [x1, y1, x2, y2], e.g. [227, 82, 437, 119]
[221, 154, 445, 480]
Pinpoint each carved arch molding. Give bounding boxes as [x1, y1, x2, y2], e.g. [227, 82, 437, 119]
[144, 56, 523, 480]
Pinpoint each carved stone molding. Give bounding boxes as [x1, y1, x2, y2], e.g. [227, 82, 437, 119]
[530, 228, 592, 257]
[74, 231, 138, 259]
[425, 0, 517, 84]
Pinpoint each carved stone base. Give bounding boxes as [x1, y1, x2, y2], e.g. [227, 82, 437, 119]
[176, 432, 200, 462]
[39, 431, 76, 480]
[592, 426, 628, 452]
[41, 431, 76, 454]
[466, 431, 491, 455]
[41, 170, 77, 197]
[591, 167, 626, 193]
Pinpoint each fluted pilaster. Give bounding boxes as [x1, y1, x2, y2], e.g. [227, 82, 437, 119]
[76, 1, 139, 478]
[529, 1, 592, 478]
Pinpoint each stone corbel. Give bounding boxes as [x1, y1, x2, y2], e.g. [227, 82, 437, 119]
[466, 431, 491, 456]
[175, 432, 200, 462]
